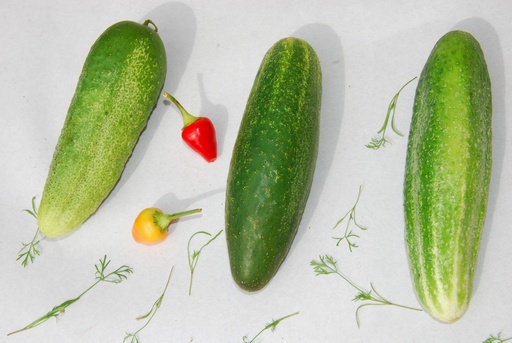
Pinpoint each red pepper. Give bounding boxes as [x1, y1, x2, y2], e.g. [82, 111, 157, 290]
[163, 92, 217, 162]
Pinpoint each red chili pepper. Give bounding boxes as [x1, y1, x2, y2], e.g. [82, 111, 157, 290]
[163, 92, 217, 162]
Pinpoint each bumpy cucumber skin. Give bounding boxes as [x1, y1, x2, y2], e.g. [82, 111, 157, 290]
[226, 37, 322, 292]
[38, 21, 166, 238]
[404, 31, 492, 322]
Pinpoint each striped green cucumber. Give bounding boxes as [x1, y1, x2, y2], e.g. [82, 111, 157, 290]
[37, 20, 166, 238]
[226, 37, 322, 292]
[404, 30, 492, 322]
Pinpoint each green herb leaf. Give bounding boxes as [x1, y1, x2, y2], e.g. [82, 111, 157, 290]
[124, 266, 174, 343]
[366, 76, 417, 149]
[187, 230, 223, 295]
[332, 185, 366, 251]
[483, 332, 512, 343]
[311, 254, 421, 327]
[17, 196, 43, 267]
[8, 255, 132, 336]
[242, 311, 299, 343]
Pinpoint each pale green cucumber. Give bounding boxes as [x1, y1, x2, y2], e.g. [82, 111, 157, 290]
[37, 20, 166, 238]
[404, 30, 492, 322]
[226, 37, 322, 291]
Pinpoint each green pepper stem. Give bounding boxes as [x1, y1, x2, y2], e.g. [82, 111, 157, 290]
[162, 92, 199, 128]
[153, 208, 202, 233]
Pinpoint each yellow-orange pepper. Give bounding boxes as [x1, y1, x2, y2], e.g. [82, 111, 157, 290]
[132, 207, 202, 245]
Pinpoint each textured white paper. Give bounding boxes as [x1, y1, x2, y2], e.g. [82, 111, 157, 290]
[1, 1, 511, 342]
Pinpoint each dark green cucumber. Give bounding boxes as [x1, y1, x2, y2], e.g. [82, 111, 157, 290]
[404, 31, 492, 322]
[226, 37, 322, 291]
[38, 20, 166, 238]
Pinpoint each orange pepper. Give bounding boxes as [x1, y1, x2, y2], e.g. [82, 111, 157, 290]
[132, 207, 202, 245]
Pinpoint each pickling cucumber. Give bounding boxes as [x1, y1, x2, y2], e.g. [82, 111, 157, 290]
[226, 37, 322, 291]
[404, 30, 492, 322]
[37, 20, 167, 238]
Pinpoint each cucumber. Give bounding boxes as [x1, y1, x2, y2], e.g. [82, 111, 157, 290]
[37, 20, 166, 238]
[225, 37, 322, 291]
[404, 30, 492, 322]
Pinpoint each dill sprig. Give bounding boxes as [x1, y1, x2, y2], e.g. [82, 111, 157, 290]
[311, 254, 421, 327]
[124, 266, 174, 343]
[187, 230, 223, 295]
[17, 196, 43, 266]
[483, 332, 512, 343]
[332, 185, 366, 251]
[366, 76, 417, 149]
[242, 311, 299, 343]
[8, 255, 132, 336]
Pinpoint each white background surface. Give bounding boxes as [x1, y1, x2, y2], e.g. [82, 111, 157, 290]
[1, 1, 511, 342]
